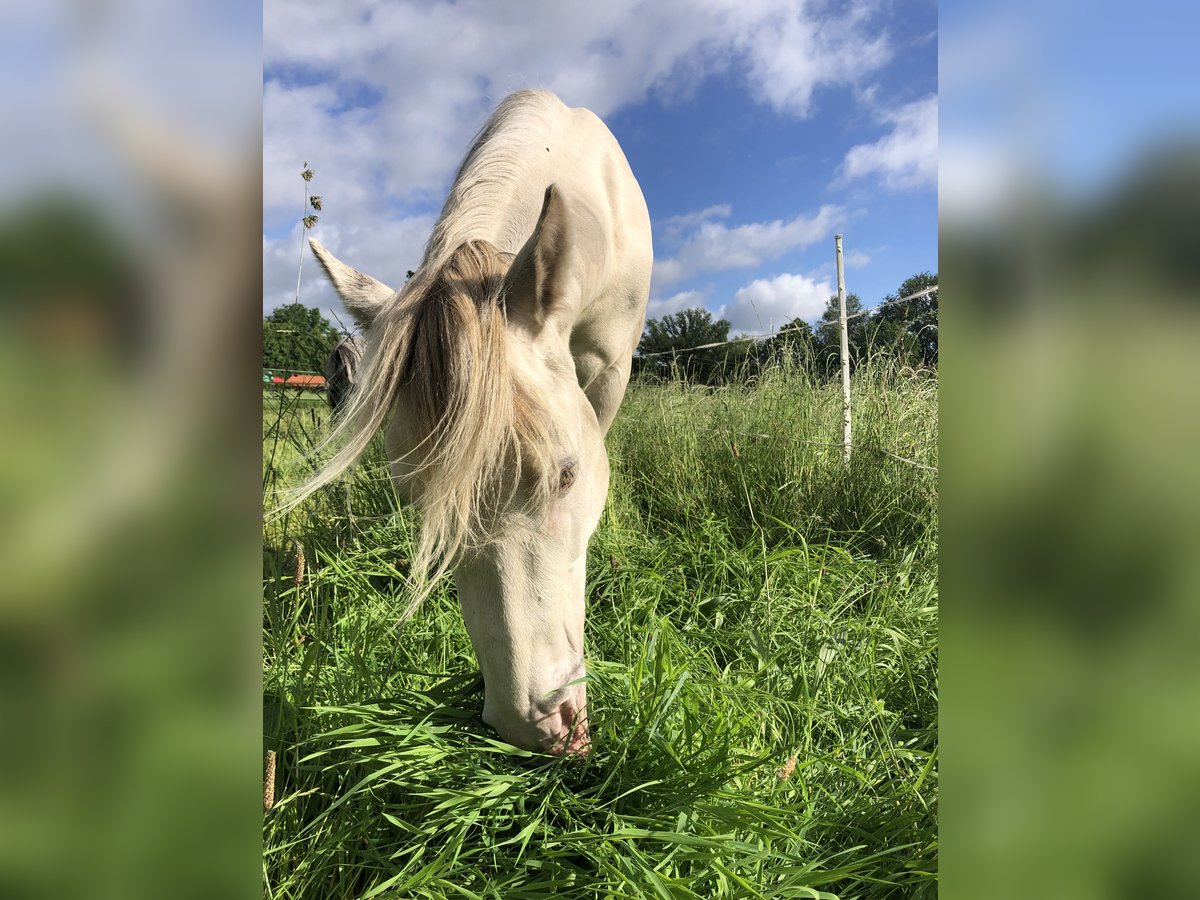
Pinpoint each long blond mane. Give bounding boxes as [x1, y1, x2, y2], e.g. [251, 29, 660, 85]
[281, 93, 571, 612]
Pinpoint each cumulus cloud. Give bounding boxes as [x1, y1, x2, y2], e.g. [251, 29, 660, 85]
[264, 0, 891, 128]
[262, 81, 394, 230]
[718, 272, 833, 334]
[658, 204, 732, 243]
[645, 289, 708, 320]
[662, 204, 732, 227]
[263, 214, 435, 319]
[732, 2, 892, 115]
[652, 204, 841, 289]
[841, 95, 938, 191]
[263, 0, 892, 284]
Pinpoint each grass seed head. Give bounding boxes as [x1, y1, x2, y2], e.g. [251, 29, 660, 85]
[292, 540, 305, 585]
[776, 754, 798, 780]
[264, 750, 277, 812]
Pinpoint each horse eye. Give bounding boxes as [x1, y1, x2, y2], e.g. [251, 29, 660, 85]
[558, 463, 577, 493]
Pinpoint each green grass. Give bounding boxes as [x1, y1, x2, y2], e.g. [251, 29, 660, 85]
[263, 357, 938, 898]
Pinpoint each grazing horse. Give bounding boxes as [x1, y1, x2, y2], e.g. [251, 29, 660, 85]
[299, 90, 652, 755]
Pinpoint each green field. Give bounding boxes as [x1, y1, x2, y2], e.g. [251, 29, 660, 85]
[263, 357, 938, 898]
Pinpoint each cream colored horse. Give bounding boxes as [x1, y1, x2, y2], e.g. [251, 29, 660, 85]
[299, 90, 652, 755]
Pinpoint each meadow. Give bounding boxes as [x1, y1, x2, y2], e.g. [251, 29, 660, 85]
[263, 356, 938, 898]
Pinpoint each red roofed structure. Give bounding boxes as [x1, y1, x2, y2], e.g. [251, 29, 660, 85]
[284, 374, 326, 390]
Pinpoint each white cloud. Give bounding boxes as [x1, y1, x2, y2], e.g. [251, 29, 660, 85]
[646, 289, 707, 320]
[718, 272, 833, 334]
[844, 250, 871, 268]
[732, 2, 893, 116]
[652, 204, 842, 289]
[841, 95, 938, 191]
[262, 0, 893, 260]
[855, 83, 881, 108]
[662, 205, 732, 228]
[658, 204, 732, 242]
[264, 1, 891, 126]
[263, 214, 435, 321]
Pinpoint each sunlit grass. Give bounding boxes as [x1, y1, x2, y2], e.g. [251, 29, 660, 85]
[263, 358, 938, 898]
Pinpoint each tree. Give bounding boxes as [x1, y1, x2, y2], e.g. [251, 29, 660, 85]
[262, 303, 341, 372]
[756, 317, 816, 372]
[871, 272, 938, 365]
[638, 307, 730, 355]
[814, 292, 870, 374]
[637, 308, 732, 382]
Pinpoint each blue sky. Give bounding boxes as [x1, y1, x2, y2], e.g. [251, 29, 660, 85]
[263, 0, 938, 335]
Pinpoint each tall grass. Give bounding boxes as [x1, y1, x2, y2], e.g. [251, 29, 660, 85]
[263, 357, 937, 898]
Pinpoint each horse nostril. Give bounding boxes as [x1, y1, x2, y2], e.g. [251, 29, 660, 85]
[544, 694, 590, 757]
[568, 726, 592, 757]
[549, 723, 591, 757]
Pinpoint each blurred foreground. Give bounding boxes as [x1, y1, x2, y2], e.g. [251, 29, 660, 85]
[0, 2, 260, 898]
[942, 2, 1200, 895]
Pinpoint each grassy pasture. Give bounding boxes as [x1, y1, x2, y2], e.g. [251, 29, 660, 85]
[263, 356, 938, 898]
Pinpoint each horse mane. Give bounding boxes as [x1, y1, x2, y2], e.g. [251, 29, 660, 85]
[285, 238, 557, 615]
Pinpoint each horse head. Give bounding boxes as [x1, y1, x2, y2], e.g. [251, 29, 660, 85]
[309, 185, 604, 755]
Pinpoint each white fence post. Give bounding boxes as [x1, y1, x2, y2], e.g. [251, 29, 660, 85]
[835, 234, 851, 466]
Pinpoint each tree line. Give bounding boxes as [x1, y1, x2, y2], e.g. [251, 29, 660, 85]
[263, 270, 937, 381]
[634, 271, 937, 384]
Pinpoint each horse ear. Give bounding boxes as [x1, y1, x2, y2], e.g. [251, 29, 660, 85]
[506, 184, 571, 326]
[308, 238, 394, 328]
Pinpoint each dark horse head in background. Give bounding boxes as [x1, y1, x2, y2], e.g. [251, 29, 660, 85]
[325, 334, 363, 416]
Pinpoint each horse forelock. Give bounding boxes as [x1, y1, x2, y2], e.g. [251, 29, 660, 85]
[367, 239, 557, 611]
